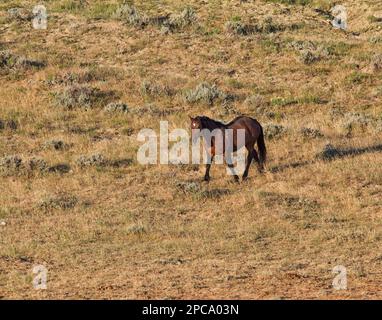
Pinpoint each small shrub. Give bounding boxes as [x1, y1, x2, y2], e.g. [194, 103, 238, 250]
[46, 67, 124, 86]
[263, 124, 286, 139]
[76, 154, 106, 167]
[7, 8, 33, 21]
[24, 157, 48, 172]
[371, 54, 382, 73]
[175, 181, 201, 195]
[163, 7, 197, 32]
[113, 4, 148, 27]
[289, 41, 331, 65]
[0, 119, 18, 130]
[126, 223, 146, 235]
[300, 127, 324, 139]
[0, 51, 45, 73]
[185, 82, 230, 105]
[132, 104, 174, 117]
[104, 102, 129, 113]
[226, 17, 285, 36]
[340, 112, 372, 136]
[260, 17, 285, 33]
[43, 139, 67, 151]
[225, 21, 256, 36]
[0, 155, 22, 173]
[245, 95, 265, 109]
[54, 85, 115, 109]
[0, 155, 54, 175]
[140, 80, 174, 97]
[39, 193, 78, 210]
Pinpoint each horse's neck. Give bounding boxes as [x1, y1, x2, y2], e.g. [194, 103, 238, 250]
[208, 120, 226, 130]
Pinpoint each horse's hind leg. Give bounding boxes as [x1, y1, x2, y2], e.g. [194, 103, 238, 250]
[252, 149, 264, 172]
[225, 153, 240, 182]
[242, 148, 255, 180]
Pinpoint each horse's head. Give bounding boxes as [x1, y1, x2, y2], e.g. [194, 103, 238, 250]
[190, 116, 202, 130]
[189, 116, 203, 143]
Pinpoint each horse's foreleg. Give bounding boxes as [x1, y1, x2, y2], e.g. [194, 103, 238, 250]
[204, 155, 214, 182]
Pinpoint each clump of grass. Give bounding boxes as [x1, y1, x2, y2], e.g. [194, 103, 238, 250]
[76, 154, 106, 168]
[265, 0, 312, 4]
[175, 181, 202, 195]
[7, 8, 33, 21]
[46, 67, 124, 86]
[43, 139, 68, 151]
[39, 193, 78, 210]
[200, 188, 231, 199]
[263, 124, 286, 139]
[132, 104, 175, 117]
[289, 41, 331, 64]
[185, 82, 231, 105]
[0, 119, 18, 130]
[225, 21, 256, 36]
[126, 223, 146, 235]
[140, 80, 174, 97]
[54, 85, 115, 110]
[260, 17, 286, 33]
[257, 191, 320, 213]
[371, 54, 382, 73]
[300, 47, 330, 64]
[300, 127, 324, 139]
[0, 50, 45, 74]
[339, 112, 372, 136]
[270, 96, 297, 107]
[104, 102, 129, 113]
[244, 95, 266, 110]
[225, 17, 284, 36]
[175, 181, 231, 199]
[345, 72, 372, 85]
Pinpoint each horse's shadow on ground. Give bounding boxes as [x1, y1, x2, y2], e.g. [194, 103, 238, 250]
[269, 143, 382, 174]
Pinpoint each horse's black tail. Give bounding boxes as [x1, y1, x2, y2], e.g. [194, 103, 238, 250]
[257, 125, 267, 170]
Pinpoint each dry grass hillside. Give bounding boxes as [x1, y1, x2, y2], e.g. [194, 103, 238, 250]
[0, 0, 382, 299]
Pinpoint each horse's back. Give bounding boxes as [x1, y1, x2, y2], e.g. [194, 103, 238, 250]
[227, 115, 261, 129]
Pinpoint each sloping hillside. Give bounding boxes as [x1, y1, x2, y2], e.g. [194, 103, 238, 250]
[0, 0, 381, 299]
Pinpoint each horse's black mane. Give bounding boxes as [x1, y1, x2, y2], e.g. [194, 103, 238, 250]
[198, 116, 225, 128]
[197, 115, 246, 129]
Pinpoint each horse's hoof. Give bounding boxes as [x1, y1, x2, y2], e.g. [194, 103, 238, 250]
[203, 177, 210, 182]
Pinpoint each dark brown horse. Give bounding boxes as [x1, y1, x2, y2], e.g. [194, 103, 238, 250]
[190, 115, 266, 182]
